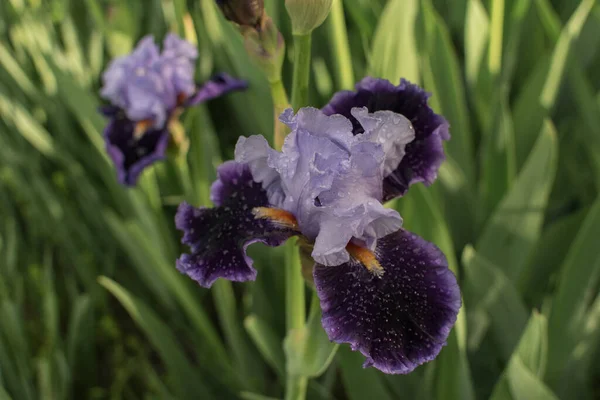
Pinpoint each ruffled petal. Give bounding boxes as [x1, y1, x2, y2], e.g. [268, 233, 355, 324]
[176, 161, 297, 288]
[323, 78, 449, 201]
[311, 141, 402, 265]
[186, 73, 248, 106]
[104, 113, 169, 186]
[350, 107, 415, 176]
[314, 229, 461, 374]
[235, 107, 406, 265]
[234, 135, 285, 207]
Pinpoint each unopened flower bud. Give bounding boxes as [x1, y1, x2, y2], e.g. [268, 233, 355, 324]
[285, 0, 333, 35]
[216, 0, 264, 28]
[242, 16, 285, 82]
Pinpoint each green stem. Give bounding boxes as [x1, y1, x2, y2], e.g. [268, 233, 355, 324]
[284, 31, 314, 400]
[285, 374, 308, 400]
[284, 240, 307, 400]
[488, 0, 505, 77]
[291, 34, 312, 110]
[328, 0, 354, 90]
[284, 239, 305, 336]
[270, 79, 290, 150]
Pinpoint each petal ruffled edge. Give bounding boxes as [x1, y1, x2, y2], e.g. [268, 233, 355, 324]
[314, 228, 461, 374]
[322, 77, 450, 201]
[176, 161, 298, 288]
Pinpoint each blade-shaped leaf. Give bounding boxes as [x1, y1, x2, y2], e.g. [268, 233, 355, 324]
[369, 0, 420, 83]
[98, 277, 214, 399]
[546, 197, 600, 385]
[476, 120, 557, 284]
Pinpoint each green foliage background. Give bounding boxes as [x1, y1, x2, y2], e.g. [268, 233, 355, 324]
[1, 0, 600, 399]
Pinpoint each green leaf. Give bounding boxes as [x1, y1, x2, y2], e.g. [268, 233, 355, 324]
[513, 0, 595, 167]
[395, 185, 459, 276]
[244, 315, 285, 378]
[98, 277, 214, 399]
[479, 98, 517, 222]
[489, 313, 557, 400]
[476, 120, 557, 284]
[465, 0, 489, 88]
[432, 330, 476, 400]
[369, 0, 420, 83]
[284, 293, 338, 378]
[239, 392, 280, 400]
[418, 0, 475, 183]
[65, 294, 96, 389]
[212, 280, 266, 391]
[0, 92, 56, 158]
[519, 208, 587, 305]
[462, 245, 528, 359]
[437, 155, 476, 252]
[338, 347, 394, 400]
[0, 302, 35, 400]
[104, 213, 236, 383]
[500, 0, 532, 85]
[0, 386, 14, 400]
[546, 197, 600, 385]
[0, 41, 39, 97]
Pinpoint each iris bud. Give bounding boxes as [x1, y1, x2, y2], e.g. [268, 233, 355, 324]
[216, 0, 264, 28]
[285, 0, 333, 35]
[242, 16, 285, 82]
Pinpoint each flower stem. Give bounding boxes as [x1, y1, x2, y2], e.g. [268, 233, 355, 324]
[284, 31, 313, 400]
[328, 0, 354, 90]
[285, 374, 308, 400]
[284, 240, 308, 400]
[291, 34, 312, 110]
[270, 78, 290, 150]
[285, 239, 305, 333]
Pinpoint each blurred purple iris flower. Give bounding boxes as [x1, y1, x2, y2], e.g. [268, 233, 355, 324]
[175, 79, 460, 374]
[100, 33, 247, 186]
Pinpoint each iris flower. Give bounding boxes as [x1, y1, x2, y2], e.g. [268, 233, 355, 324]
[176, 79, 460, 374]
[100, 33, 247, 186]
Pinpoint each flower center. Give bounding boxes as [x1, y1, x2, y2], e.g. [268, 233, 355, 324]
[346, 241, 384, 277]
[253, 207, 299, 230]
[134, 119, 154, 139]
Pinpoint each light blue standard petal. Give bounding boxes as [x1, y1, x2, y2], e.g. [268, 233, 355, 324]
[235, 107, 412, 266]
[351, 107, 415, 176]
[323, 77, 449, 200]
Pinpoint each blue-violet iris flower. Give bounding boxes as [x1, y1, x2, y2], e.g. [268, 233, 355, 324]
[175, 79, 460, 374]
[100, 33, 247, 186]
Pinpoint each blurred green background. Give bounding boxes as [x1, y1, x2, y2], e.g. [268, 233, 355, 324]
[1, 0, 600, 399]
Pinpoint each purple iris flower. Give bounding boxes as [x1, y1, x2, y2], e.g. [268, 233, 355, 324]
[100, 33, 247, 186]
[175, 98, 460, 374]
[323, 77, 450, 201]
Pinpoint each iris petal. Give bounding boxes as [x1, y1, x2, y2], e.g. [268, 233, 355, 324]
[235, 107, 407, 266]
[323, 77, 449, 201]
[314, 229, 461, 374]
[186, 73, 248, 106]
[104, 114, 169, 186]
[176, 161, 297, 288]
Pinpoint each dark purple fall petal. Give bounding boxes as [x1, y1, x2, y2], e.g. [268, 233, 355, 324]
[314, 229, 461, 374]
[185, 73, 248, 107]
[175, 161, 296, 288]
[104, 114, 169, 186]
[323, 77, 449, 201]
